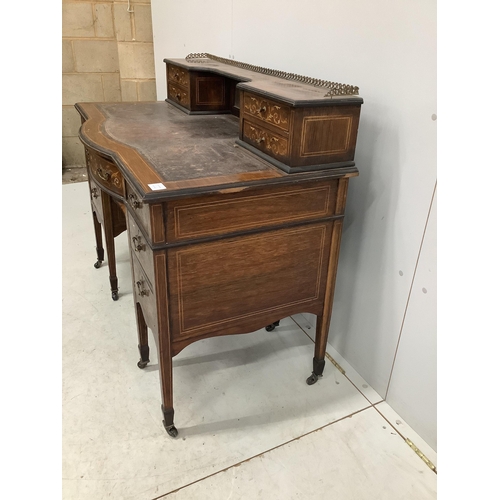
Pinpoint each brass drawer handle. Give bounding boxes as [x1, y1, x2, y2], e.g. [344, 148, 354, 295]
[91, 187, 99, 199]
[96, 166, 111, 182]
[132, 235, 146, 252]
[175, 93, 181, 101]
[257, 137, 266, 144]
[136, 280, 149, 297]
[128, 193, 143, 210]
[258, 106, 267, 114]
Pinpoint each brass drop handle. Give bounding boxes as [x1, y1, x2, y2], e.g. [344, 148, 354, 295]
[258, 106, 267, 114]
[132, 235, 146, 252]
[257, 137, 265, 144]
[175, 93, 181, 100]
[128, 193, 143, 210]
[91, 187, 99, 199]
[136, 280, 149, 297]
[96, 167, 111, 182]
[174, 72, 179, 79]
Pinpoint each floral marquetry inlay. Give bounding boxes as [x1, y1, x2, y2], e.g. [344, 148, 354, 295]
[244, 122, 289, 159]
[244, 95, 290, 132]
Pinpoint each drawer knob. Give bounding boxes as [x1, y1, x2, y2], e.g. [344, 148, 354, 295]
[132, 235, 146, 252]
[128, 193, 143, 210]
[91, 187, 99, 199]
[257, 137, 265, 144]
[136, 280, 149, 297]
[175, 93, 181, 100]
[258, 106, 267, 114]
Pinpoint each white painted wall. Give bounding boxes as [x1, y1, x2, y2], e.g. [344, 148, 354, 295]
[151, 0, 437, 450]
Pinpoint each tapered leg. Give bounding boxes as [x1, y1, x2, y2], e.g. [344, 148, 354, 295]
[306, 218, 345, 385]
[101, 192, 119, 301]
[92, 211, 105, 269]
[135, 303, 150, 369]
[153, 250, 178, 437]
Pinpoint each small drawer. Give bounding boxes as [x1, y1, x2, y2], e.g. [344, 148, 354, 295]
[127, 210, 155, 284]
[166, 180, 337, 242]
[131, 253, 157, 334]
[167, 64, 189, 88]
[242, 93, 291, 132]
[243, 120, 289, 161]
[87, 149, 125, 198]
[89, 178, 103, 222]
[167, 82, 189, 108]
[126, 183, 151, 236]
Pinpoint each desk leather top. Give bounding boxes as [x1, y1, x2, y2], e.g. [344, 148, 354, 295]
[77, 101, 358, 201]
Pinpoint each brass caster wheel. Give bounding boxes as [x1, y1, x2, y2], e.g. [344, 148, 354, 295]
[265, 320, 280, 332]
[164, 422, 178, 438]
[137, 359, 149, 369]
[306, 372, 320, 385]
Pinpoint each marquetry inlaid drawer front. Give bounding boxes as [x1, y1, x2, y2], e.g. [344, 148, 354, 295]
[125, 183, 151, 236]
[242, 120, 289, 161]
[89, 178, 103, 222]
[127, 211, 155, 283]
[243, 93, 291, 132]
[87, 149, 125, 198]
[131, 253, 157, 333]
[167, 64, 189, 88]
[166, 180, 337, 242]
[168, 82, 189, 108]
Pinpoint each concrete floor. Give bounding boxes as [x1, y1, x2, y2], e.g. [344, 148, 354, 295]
[62, 181, 437, 499]
[62, 166, 87, 185]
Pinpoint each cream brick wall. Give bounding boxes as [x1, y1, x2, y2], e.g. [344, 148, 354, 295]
[62, 0, 156, 167]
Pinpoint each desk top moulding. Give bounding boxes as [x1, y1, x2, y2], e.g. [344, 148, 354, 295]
[164, 53, 363, 174]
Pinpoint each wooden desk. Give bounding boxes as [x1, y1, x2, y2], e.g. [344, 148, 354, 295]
[76, 55, 362, 437]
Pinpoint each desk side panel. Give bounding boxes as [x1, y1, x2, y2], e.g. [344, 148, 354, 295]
[167, 222, 333, 344]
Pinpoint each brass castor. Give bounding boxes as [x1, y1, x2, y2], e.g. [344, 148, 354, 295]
[265, 320, 280, 332]
[164, 422, 178, 438]
[306, 372, 320, 385]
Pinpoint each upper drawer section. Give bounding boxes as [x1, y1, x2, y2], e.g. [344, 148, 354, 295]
[242, 92, 291, 133]
[166, 180, 338, 243]
[87, 149, 125, 198]
[167, 64, 189, 88]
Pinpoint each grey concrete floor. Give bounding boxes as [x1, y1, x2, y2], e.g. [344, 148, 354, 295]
[62, 166, 87, 185]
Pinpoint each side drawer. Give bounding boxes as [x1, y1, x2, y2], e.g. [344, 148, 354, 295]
[167, 82, 190, 109]
[167, 63, 189, 88]
[242, 119, 289, 162]
[242, 92, 291, 133]
[87, 149, 125, 198]
[127, 210, 155, 284]
[131, 253, 157, 334]
[125, 183, 151, 237]
[166, 180, 337, 242]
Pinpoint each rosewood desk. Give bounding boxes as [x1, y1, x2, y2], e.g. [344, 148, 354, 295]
[76, 54, 362, 437]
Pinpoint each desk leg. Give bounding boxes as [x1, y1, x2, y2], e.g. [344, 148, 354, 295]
[154, 252, 178, 438]
[91, 211, 105, 269]
[101, 192, 119, 301]
[135, 303, 150, 369]
[307, 219, 344, 385]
